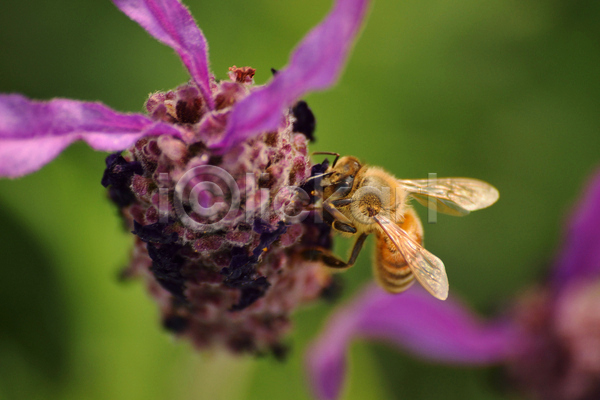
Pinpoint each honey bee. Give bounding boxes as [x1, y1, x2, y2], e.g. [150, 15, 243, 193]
[304, 153, 499, 300]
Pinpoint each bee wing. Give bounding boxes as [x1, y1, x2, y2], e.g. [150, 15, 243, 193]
[374, 215, 449, 300]
[398, 178, 499, 216]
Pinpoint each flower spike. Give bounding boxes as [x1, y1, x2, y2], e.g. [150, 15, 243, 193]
[213, 0, 371, 151]
[112, 0, 214, 109]
[0, 94, 182, 178]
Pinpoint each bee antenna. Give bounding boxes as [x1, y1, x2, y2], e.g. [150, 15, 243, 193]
[311, 151, 340, 167]
[304, 171, 334, 184]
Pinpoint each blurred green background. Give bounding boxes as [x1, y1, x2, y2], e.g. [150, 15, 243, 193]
[1, 0, 599, 399]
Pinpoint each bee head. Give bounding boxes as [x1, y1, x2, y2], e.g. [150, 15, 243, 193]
[325, 156, 361, 186]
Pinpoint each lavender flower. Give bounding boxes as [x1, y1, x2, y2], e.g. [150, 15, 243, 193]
[0, 0, 370, 355]
[307, 168, 600, 400]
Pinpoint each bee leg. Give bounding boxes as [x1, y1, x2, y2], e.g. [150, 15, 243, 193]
[302, 233, 368, 269]
[331, 199, 352, 207]
[323, 201, 353, 225]
[332, 220, 357, 233]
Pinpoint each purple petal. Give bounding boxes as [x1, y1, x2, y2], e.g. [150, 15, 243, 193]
[552, 168, 600, 288]
[212, 0, 371, 151]
[306, 285, 517, 400]
[112, 0, 213, 108]
[0, 94, 182, 178]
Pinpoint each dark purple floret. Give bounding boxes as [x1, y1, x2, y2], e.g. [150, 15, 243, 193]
[251, 221, 288, 260]
[291, 100, 316, 142]
[221, 222, 287, 311]
[300, 160, 334, 249]
[301, 159, 330, 205]
[221, 251, 257, 283]
[253, 219, 275, 234]
[311, 159, 330, 176]
[132, 220, 178, 244]
[226, 246, 254, 270]
[162, 315, 189, 334]
[229, 276, 271, 311]
[270, 69, 316, 142]
[147, 242, 186, 300]
[101, 153, 144, 207]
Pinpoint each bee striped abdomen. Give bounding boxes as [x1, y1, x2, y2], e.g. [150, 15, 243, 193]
[374, 233, 415, 292]
[373, 208, 423, 293]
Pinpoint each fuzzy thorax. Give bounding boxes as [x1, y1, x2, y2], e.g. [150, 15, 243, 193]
[346, 166, 408, 233]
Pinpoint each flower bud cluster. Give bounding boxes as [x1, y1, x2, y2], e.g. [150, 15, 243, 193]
[102, 67, 334, 355]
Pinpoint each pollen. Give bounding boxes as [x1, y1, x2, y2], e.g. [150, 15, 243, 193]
[228, 65, 256, 84]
